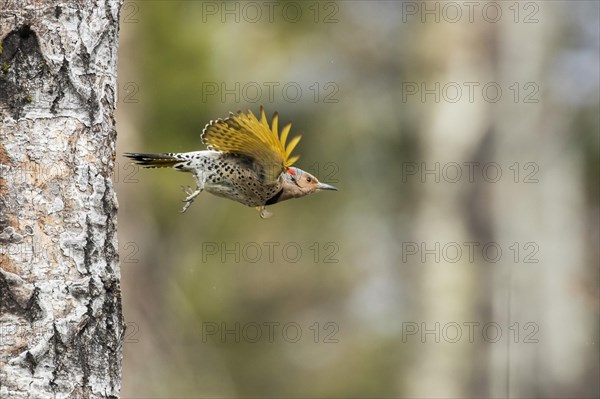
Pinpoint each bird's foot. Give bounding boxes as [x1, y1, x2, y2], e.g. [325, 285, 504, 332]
[180, 186, 202, 213]
[256, 206, 273, 219]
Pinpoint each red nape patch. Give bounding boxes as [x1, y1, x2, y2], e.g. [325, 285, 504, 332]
[287, 168, 296, 175]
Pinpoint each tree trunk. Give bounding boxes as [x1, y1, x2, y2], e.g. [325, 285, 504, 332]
[402, 19, 495, 398]
[0, 1, 124, 398]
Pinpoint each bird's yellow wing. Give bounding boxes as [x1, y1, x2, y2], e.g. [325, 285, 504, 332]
[201, 107, 301, 181]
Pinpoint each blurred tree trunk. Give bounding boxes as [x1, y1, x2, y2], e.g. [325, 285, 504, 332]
[403, 19, 497, 398]
[405, 3, 595, 398]
[492, 3, 594, 397]
[0, 1, 124, 398]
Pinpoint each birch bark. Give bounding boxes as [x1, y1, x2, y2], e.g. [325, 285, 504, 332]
[0, 1, 124, 398]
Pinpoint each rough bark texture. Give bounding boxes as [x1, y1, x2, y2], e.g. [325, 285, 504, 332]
[0, 1, 124, 398]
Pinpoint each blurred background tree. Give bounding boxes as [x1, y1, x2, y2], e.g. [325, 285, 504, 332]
[115, 1, 598, 398]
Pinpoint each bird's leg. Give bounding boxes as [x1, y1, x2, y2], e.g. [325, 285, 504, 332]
[256, 206, 273, 219]
[179, 173, 207, 213]
[180, 185, 202, 213]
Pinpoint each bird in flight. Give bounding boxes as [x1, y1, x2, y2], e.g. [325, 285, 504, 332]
[125, 108, 338, 218]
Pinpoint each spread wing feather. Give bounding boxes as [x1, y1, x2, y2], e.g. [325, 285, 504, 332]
[201, 107, 301, 181]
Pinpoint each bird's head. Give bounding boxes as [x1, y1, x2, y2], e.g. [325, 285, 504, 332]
[278, 167, 338, 201]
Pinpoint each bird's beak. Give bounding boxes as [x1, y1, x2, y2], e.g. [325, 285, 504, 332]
[316, 182, 338, 191]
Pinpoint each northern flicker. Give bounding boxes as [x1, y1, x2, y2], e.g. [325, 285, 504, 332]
[125, 108, 337, 218]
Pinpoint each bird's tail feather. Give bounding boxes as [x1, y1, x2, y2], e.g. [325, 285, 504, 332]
[124, 152, 183, 168]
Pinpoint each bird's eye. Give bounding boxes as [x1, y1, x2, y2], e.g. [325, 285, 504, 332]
[306, 177, 312, 183]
